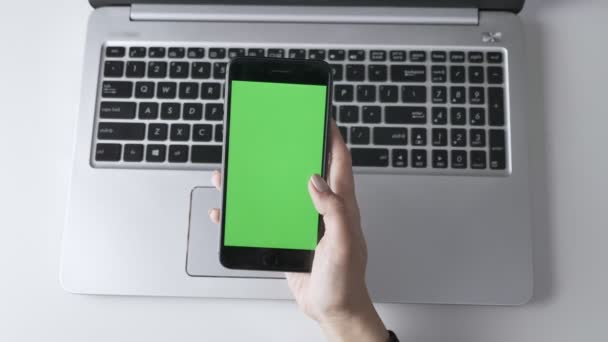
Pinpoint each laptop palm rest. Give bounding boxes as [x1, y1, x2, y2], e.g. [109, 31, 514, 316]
[186, 187, 283, 279]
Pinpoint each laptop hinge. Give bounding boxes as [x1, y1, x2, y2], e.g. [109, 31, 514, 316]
[130, 5, 479, 25]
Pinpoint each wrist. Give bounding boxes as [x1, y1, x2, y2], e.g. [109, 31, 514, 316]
[319, 295, 388, 342]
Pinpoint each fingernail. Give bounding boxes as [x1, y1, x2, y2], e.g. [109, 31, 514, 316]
[311, 174, 330, 193]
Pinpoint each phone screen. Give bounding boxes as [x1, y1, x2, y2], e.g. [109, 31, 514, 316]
[223, 79, 328, 251]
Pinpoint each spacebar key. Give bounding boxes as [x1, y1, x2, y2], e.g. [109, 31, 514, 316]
[351, 148, 389, 167]
[191, 145, 222, 164]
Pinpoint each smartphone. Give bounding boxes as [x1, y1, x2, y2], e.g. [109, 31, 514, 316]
[219, 57, 332, 272]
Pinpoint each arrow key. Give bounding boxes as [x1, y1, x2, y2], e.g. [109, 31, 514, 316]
[432, 150, 448, 168]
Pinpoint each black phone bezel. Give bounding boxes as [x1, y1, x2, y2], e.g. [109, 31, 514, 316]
[219, 57, 332, 273]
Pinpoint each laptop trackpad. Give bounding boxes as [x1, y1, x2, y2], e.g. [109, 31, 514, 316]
[186, 187, 283, 278]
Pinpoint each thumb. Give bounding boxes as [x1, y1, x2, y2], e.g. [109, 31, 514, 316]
[308, 174, 348, 229]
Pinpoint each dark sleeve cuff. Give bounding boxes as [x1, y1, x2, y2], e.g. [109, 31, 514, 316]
[387, 330, 400, 342]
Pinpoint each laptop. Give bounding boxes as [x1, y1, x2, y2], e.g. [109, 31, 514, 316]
[61, 0, 533, 305]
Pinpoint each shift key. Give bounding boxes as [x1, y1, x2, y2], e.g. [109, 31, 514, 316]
[97, 122, 145, 140]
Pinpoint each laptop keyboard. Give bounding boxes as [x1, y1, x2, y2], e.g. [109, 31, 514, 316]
[94, 44, 509, 175]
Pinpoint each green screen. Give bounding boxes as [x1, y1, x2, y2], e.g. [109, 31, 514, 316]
[224, 80, 327, 250]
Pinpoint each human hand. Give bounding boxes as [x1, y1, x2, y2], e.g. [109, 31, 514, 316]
[209, 120, 388, 342]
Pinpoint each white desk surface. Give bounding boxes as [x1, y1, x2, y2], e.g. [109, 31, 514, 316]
[1, 0, 606, 340]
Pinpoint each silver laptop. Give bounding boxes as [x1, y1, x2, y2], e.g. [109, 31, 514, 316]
[61, 0, 533, 305]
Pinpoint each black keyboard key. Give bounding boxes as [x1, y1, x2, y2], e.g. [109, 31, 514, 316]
[488, 66, 504, 84]
[179, 82, 199, 99]
[350, 127, 370, 145]
[470, 129, 486, 147]
[450, 107, 466, 125]
[362, 106, 381, 123]
[370, 50, 387, 61]
[148, 62, 167, 78]
[213, 62, 227, 79]
[308, 49, 326, 60]
[409, 51, 426, 62]
[451, 128, 467, 147]
[351, 148, 389, 167]
[215, 124, 223, 142]
[451, 150, 467, 169]
[228, 48, 246, 59]
[106, 46, 125, 58]
[469, 66, 484, 84]
[450, 86, 466, 104]
[392, 149, 408, 168]
[339, 106, 359, 123]
[471, 151, 487, 169]
[157, 82, 177, 99]
[469, 87, 485, 105]
[470, 107, 485, 126]
[148, 123, 168, 141]
[209, 48, 226, 59]
[379, 85, 398, 102]
[169, 62, 189, 78]
[327, 49, 344, 61]
[390, 50, 406, 62]
[488, 87, 505, 126]
[129, 47, 146, 58]
[431, 107, 447, 125]
[168, 47, 185, 58]
[98, 122, 145, 140]
[126, 61, 146, 78]
[288, 49, 306, 59]
[432, 150, 448, 168]
[161, 103, 181, 120]
[346, 65, 365, 81]
[192, 145, 222, 163]
[334, 85, 354, 102]
[201, 82, 221, 99]
[187, 47, 205, 59]
[247, 48, 265, 57]
[135, 81, 155, 99]
[138, 102, 158, 119]
[100, 101, 136, 119]
[332, 105, 337, 120]
[104, 61, 124, 78]
[170, 124, 190, 141]
[183, 103, 203, 121]
[385, 106, 426, 124]
[101, 81, 133, 98]
[449, 51, 465, 63]
[373, 127, 407, 145]
[169, 145, 189, 163]
[468, 51, 484, 63]
[193, 124, 213, 142]
[411, 150, 427, 168]
[431, 66, 447, 83]
[489, 129, 507, 170]
[391, 65, 426, 82]
[368, 65, 388, 82]
[402, 86, 426, 103]
[411, 128, 426, 146]
[123, 144, 144, 162]
[192, 62, 211, 79]
[487, 52, 503, 63]
[329, 64, 343, 81]
[149, 47, 166, 58]
[431, 51, 447, 62]
[357, 85, 376, 102]
[432, 128, 447, 146]
[95, 143, 121, 161]
[338, 126, 348, 143]
[431, 86, 447, 104]
[205, 103, 224, 121]
[450, 66, 466, 83]
[348, 50, 365, 61]
[146, 145, 166, 162]
[267, 49, 284, 58]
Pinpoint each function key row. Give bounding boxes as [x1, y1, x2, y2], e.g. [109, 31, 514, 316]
[105, 46, 503, 63]
[350, 148, 504, 169]
[95, 143, 222, 164]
